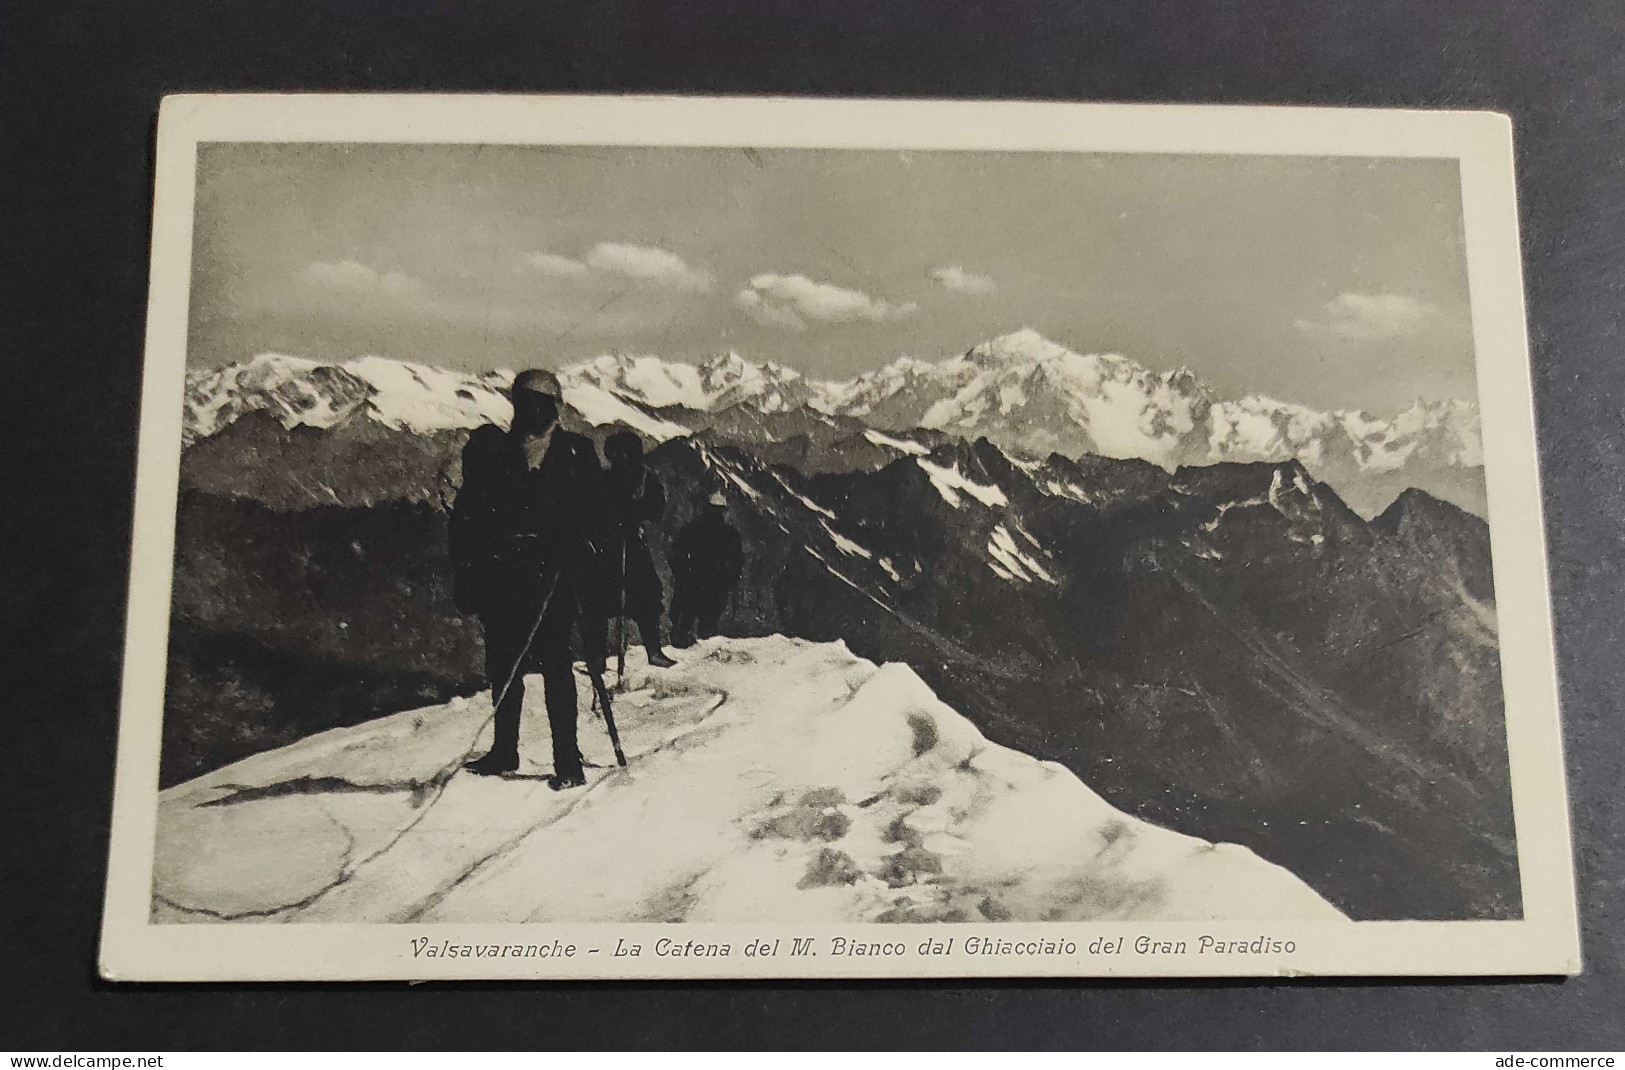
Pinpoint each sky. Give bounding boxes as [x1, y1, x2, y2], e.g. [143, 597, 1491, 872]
[188, 142, 1477, 414]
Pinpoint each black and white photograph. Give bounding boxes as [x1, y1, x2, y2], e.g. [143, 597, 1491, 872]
[98, 95, 1578, 980]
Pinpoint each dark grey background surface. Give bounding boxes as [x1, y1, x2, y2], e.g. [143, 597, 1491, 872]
[3, 0, 1621, 1050]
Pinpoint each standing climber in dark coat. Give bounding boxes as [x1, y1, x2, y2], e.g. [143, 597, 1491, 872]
[448, 368, 600, 788]
[593, 431, 676, 671]
[669, 491, 745, 648]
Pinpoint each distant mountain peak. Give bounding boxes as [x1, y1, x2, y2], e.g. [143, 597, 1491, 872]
[1373, 485, 1484, 534]
[563, 349, 808, 416]
[700, 348, 799, 379]
[183, 352, 515, 445]
[965, 327, 1074, 364]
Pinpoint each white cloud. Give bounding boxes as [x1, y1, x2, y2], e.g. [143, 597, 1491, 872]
[735, 289, 807, 332]
[1295, 292, 1434, 341]
[584, 242, 712, 292]
[928, 265, 996, 295]
[300, 259, 425, 296]
[737, 273, 917, 330]
[526, 252, 591, 278]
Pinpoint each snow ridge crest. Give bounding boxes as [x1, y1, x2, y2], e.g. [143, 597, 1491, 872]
[152, 637, 1344, 925]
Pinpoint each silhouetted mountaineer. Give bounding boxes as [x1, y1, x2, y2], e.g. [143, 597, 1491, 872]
[670, 491, 744, 647]
[591, 431, 676, 671]
[449, 368, 599, 788]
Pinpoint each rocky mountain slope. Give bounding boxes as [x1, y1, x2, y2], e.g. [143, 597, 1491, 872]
[163, 437, 1515, 920]
[645, 438, 1513, 919]
[153, 638, 1344, 925]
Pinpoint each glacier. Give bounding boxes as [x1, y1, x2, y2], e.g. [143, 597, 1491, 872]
[151, 636, 1344, 925]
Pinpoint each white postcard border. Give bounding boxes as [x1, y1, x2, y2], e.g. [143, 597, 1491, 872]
[100, 93, 1580, 981]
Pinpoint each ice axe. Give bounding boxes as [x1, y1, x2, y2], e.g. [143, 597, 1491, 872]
[584, 658, 628, 768]
[571, 585, 629, 769]
[613, 468, 651, 691]
[615, 532, 629, 690]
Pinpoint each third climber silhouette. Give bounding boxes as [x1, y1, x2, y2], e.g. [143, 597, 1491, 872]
[594, 431, 676, 670]
[670, 490, 744, 648]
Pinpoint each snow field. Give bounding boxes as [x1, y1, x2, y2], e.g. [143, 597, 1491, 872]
[152, 637, 1343, 926]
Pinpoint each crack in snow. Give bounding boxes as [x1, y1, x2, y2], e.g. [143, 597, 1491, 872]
[199, 775, 442, 808]
[161, 704, 508, 922]
[395, 687, 731, 923]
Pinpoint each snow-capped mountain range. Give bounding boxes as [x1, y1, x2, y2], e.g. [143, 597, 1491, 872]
[184, 353, 516, 443]
[183, 329, 1486, 516]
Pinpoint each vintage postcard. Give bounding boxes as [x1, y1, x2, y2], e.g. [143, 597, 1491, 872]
[101, 94, 1579, 980]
